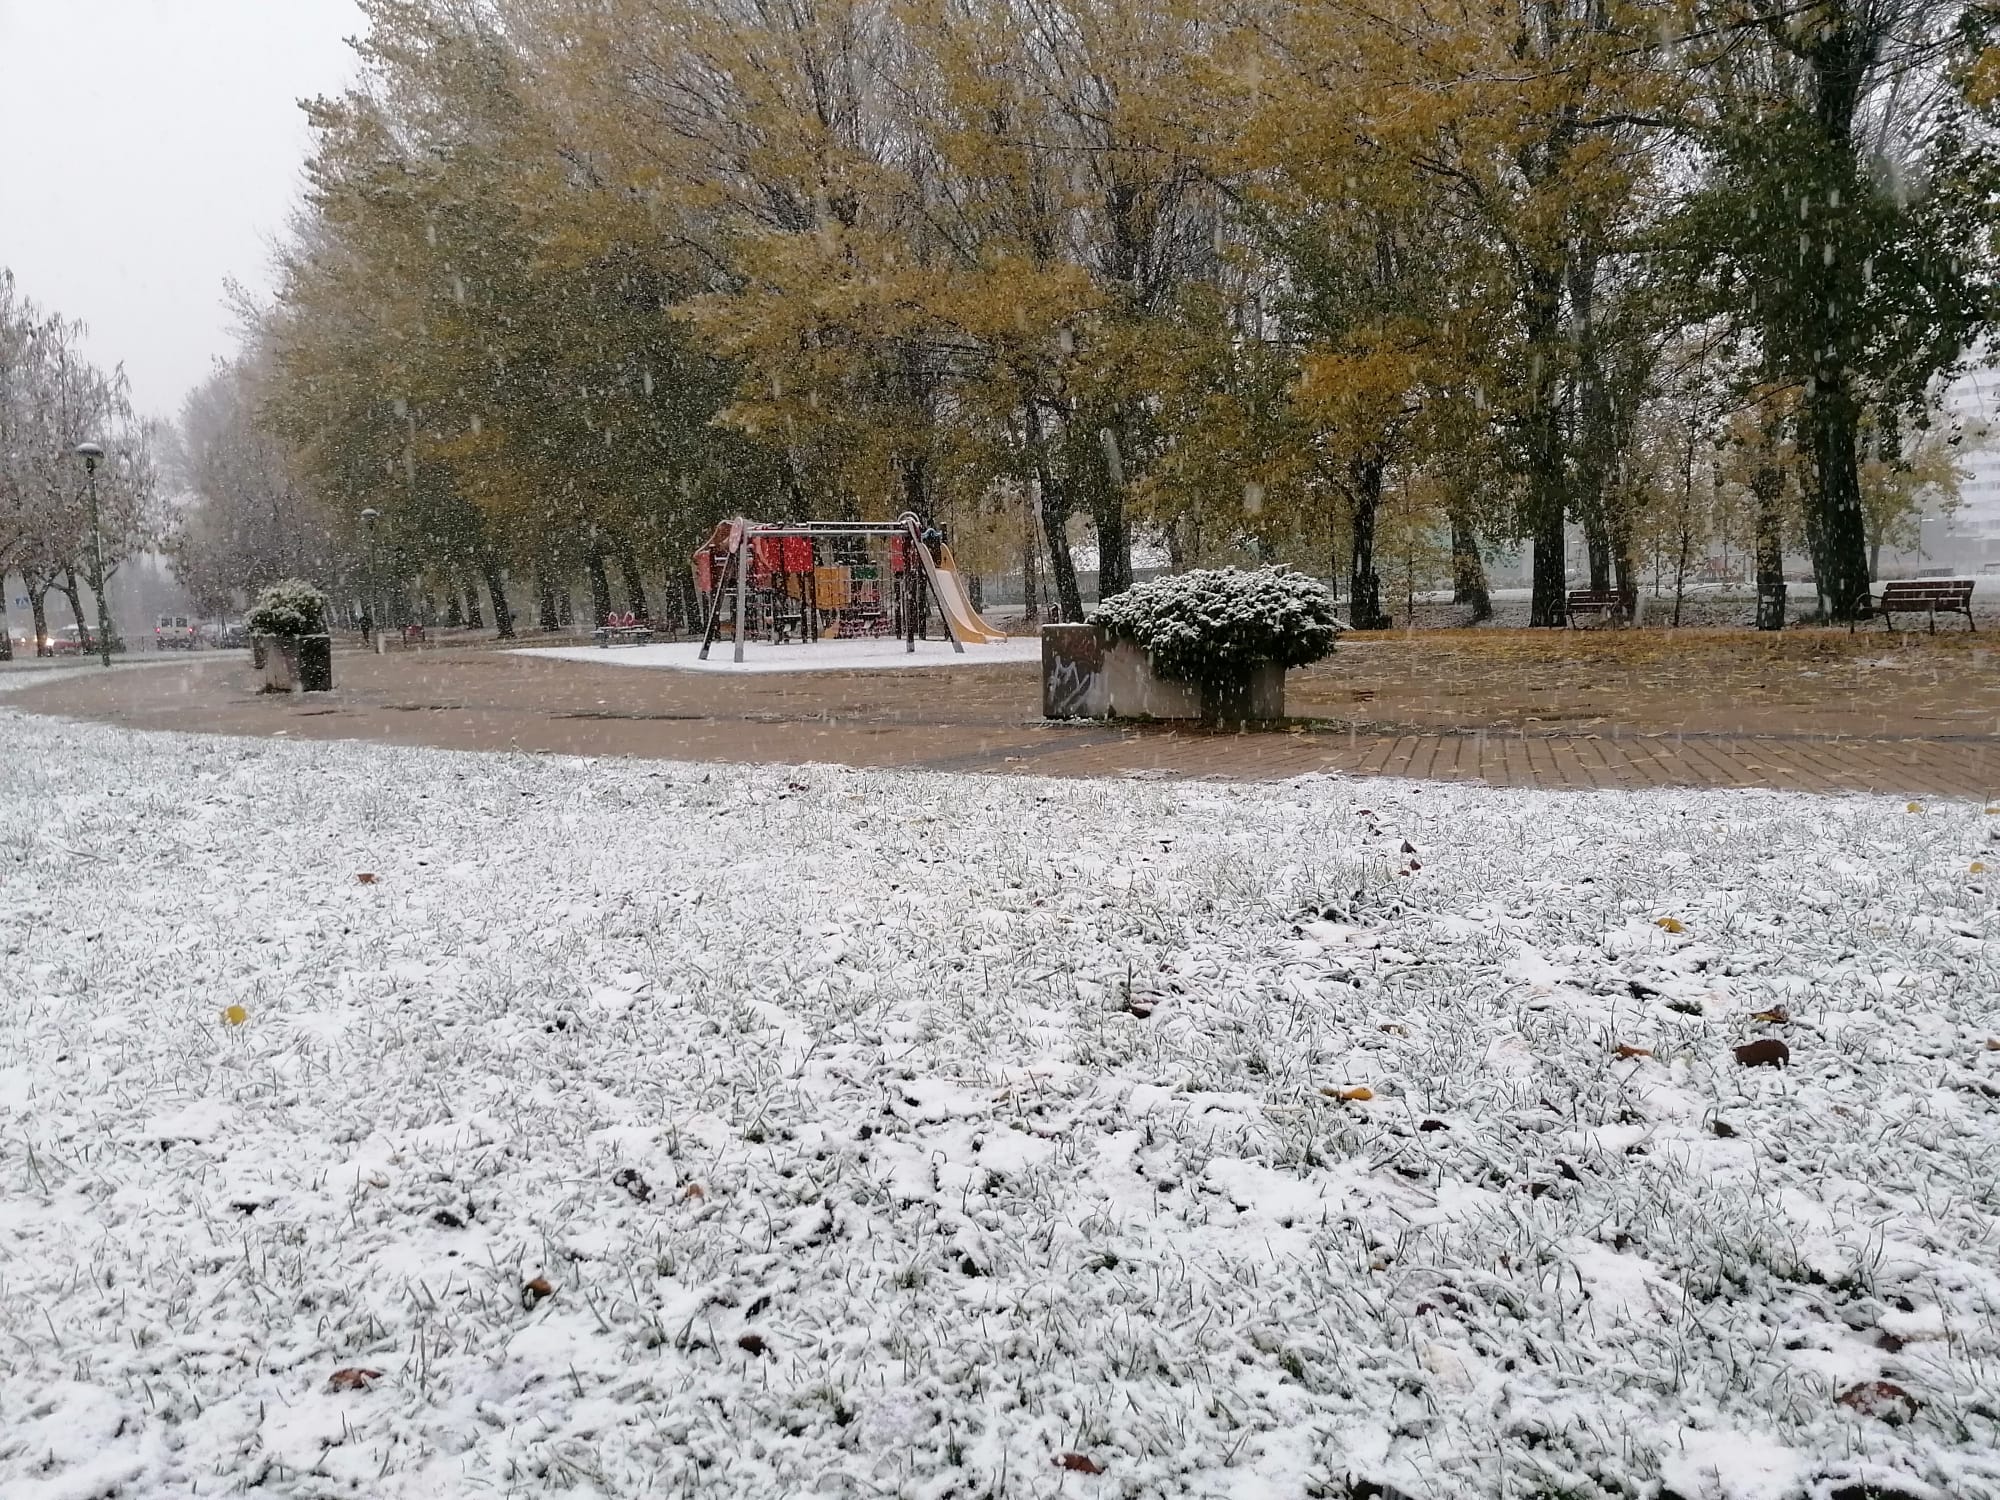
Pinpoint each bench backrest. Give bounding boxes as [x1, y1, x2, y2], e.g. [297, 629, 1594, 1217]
[1880, 580, 1973, 605]
[1566, 591, 1620, 606]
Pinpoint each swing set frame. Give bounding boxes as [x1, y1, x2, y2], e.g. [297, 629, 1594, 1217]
[695, 511, 966, 664]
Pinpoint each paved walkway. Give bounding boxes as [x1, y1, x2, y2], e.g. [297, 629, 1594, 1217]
[5, 643, 1994, 798]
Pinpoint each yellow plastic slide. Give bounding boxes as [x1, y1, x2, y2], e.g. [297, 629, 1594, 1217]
[932, 545, 1010, 643]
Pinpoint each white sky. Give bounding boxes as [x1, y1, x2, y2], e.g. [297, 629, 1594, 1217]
[0, 0, 364, 423]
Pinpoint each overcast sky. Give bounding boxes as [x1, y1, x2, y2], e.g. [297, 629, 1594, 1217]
[0, 0, 364, 424]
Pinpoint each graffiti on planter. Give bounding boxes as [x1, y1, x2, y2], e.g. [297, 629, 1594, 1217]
[1041, 624, 1105, 718]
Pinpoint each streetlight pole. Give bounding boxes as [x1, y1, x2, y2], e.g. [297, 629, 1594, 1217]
[73, 441, 112, 669]
[360, 508, 380, 650]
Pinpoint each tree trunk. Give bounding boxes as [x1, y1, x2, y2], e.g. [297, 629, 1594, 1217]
[617, 543, 650, 620]
[478, 557, 511, 638]
[1568, 253, 1616, 594]
[1021, 495, 1041, 623]
[677, 568, 699, 637]
[464, 579, 484, 630]
[535, 561, 560, 632]
[900, 452, 929, 519]
[60, 568, 88, 642]
[1522, 270, 1569, 626]
[1024, 390, 1083, 621]
[1346, 455, 1391, 631]
[1448, 505, 1491, 622]
[445, 590, 464, 628]
[1089, 425, 1133, 600]
[29, 587, 49, 656]
[1753, 463, 1785, 631]
[1804, 381, 1871, 620]
[586, 545, 614, 627]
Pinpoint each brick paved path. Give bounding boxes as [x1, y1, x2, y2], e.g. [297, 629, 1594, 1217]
[4, 644, 1994, 798]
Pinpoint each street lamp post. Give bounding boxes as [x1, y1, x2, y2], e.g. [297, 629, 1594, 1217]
[73, 442, 113, 669]
[360, 507, 380, 647]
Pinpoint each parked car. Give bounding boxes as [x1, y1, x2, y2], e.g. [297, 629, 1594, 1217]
[46, 625, 126, 655]
[154, 614, 199, 649]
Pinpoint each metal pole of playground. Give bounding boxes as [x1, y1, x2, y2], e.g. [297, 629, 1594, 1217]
[732, 531, 752, 664]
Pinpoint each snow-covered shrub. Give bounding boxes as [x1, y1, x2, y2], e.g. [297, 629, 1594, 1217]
[245, 578, 329, 638]
[1092, 566, 1343, 686]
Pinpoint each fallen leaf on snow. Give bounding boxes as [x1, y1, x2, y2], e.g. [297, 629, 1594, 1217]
[1655, 917, 1685, 933]
[1613, 1044, 1652, 1059]
[1054, 1453, 1105, 1475]
[1905, 802, 1923, 813]
[328, 1368, 382, 1392]
[1836, 1381, 1919, 1423]
[737, 1333, 768, 1356]
[1750, 1007, 1790, 1024]
[1320, 1085, 1374, 1101]
[1733, 1039, 1790, 1069]
[356, 872, 378, 885]
[1972, 862, 1988, 874]
[680, 1182, 706, 1202]
[522, 1276, 554, 1308]
[222, 1005, 249, 1026]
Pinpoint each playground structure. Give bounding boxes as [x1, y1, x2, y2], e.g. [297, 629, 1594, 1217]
[693, 512, 1007, 663]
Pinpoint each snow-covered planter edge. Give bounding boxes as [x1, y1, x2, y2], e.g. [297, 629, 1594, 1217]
[246, 578, 330, 639]
[1090, 567, 1345, 722]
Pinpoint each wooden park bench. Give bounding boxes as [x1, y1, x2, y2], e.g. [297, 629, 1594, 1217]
[593, 611, 655, 647]
[1564, 589, 1622, 627]
[1871, 579, 1975, 633]
[400, 623, 427, 647]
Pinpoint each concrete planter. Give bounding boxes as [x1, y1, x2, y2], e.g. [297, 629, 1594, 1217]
[1197, 663, 1286, 724]
[252, 634, 333, 693]
[1042, 624, 1287, 722]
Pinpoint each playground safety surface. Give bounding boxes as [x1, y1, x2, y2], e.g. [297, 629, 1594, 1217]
[7, 626, 1997, 798]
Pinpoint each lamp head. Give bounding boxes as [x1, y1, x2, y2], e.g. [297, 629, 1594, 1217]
[74, 441, 104, 468]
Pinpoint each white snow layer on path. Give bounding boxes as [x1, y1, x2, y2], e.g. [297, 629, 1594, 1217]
[515, 636, 1042, 673]
[1, 712, 1996, 1500]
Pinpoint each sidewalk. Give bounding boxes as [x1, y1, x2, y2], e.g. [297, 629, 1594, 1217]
[4, 641, 1993, 798]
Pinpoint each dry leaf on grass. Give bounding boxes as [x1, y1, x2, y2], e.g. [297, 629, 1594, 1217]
[328, 1368, 382, 1392]
[1054, 1453, 1106, 1475]
[1655, 917, 1685, 933]
[1836, 1381, 1919, 1424]
[1733, 1039, 1790, 1069]
[522, 1276, 554, 1308]
[222, 1005, 248, 1026]
[356, 872, 378, 885]
[1320, 1085, 1374, 1101]
[680, 1182, 706, 1202]
[1750, 1007, 1790, 1024]
[1613, 1044, 1653, 1059]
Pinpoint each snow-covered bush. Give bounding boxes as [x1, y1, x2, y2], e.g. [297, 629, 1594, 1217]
[1092, 566, 1343, 686]
[245, 578, 329, 637]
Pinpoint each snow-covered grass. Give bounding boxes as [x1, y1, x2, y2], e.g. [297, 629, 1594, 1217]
[2, 711, 1997, 1500]
[515, 635, 1042, 674]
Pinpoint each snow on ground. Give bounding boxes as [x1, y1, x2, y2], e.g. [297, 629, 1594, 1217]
[2, 711, 1997, 1500]
[516, 636, 1043, 674]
